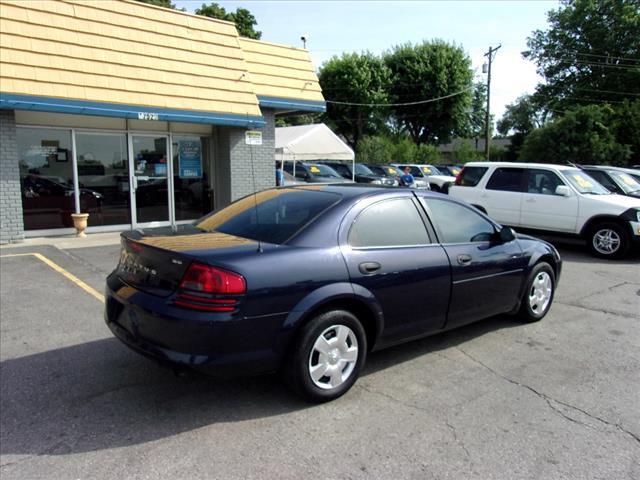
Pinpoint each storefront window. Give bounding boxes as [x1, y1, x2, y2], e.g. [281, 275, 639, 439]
[17, 128, 75, 230]
[76, 133, 130, 226]
[172, 136, 213, 221]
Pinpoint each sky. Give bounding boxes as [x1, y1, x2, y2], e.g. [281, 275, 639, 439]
[175, 0, 559, 121]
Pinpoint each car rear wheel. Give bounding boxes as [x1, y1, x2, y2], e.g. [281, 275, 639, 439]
[518, 262, 555, 322]
[588, 222, 630, 259]
[283, 310, 367, 402]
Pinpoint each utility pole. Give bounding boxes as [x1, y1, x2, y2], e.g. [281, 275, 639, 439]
[483, 44, 501, 160]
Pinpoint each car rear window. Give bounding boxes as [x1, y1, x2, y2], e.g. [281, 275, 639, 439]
[457, 166, 488, 186]
[195, 188, 341, 244]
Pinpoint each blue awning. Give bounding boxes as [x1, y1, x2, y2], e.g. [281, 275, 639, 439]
[258, 96, 326, 113]
[0, 93, 266, 128]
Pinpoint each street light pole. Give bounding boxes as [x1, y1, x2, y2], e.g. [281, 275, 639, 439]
[483, 44, 501, 160]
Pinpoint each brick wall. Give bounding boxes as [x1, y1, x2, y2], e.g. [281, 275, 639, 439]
[0, 110, 24, 244]
[229, 108, 276, 201]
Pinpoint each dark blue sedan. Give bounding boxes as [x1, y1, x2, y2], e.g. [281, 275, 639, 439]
[105, 185, 561, 402]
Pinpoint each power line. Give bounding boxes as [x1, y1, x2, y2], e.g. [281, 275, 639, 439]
[563, 51, 640, 62]
[325, 86, 473, 107]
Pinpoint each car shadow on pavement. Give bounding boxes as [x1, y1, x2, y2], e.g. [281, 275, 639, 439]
[0, 315, 520, 458]
[533, 236, 640, 265]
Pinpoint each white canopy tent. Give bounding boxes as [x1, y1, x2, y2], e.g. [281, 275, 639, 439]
[275, 123, 355, 180]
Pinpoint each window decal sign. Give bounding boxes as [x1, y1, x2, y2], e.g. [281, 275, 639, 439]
[310, 166, 321, 173]
[572, 174, 593, 189]
[178, 140, 202, 179]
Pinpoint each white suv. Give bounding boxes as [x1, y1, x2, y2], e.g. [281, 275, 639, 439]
[449, 162, 640, 258]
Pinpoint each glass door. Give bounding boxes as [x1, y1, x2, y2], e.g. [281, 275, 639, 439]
[129, 135, 171, 227]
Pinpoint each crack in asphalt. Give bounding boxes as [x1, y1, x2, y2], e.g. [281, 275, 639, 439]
[455, 347, 640, 446]
[445, 421, 474, 472]
[556, 300, 640, 320]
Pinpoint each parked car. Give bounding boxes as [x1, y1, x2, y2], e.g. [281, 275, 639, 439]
[449, 162, 640, 258]
[438, 164, 463, 177]
[365, 164, 404, 180]
[392, 163, 456, 192]
[387, 165, 430, 189]
[105, 184, 561, 402]
[320, 162, 398, 186]
[282, 162, 347, 184]
[580, 166, 640, 198]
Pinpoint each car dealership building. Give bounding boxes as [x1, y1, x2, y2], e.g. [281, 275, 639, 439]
[0, 0, 325, 243]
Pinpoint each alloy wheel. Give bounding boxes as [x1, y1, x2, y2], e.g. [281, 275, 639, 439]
[592, 228, 621, 255]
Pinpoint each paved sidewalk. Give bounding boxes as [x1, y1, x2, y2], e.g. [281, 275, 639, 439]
[0, 231, 122, 251]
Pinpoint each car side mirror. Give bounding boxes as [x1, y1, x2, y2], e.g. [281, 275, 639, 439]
[555, 185, 571, 196]
[499, 227, 516, 243]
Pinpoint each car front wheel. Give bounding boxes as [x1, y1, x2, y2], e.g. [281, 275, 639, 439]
[283, 310, 367, 402]
[588, 222, 630, 259]
[518, 262, 555, 322]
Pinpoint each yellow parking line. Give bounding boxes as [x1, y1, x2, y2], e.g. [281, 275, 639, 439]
[0, 252, 105, 303]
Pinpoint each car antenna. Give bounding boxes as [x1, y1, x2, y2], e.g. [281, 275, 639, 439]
[247, 125, 263, 253]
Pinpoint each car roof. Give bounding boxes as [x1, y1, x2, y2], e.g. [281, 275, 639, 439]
[463, 161, 577, 171]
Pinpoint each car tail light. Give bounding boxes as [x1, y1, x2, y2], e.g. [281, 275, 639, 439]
[174, 262, 245, 312]
[454, 167, 466, 186]
[179, 262, 245, 294]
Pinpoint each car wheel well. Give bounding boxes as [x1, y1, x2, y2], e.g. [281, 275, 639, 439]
[580, 215, 626, 237]
[298, 298, 379, 352]
[537, 254, 558, 278]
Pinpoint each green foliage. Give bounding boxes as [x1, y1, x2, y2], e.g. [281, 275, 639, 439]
[416, 144, 441, 164]
[519, 104, 631, 165]
[457, 82, 488, 139]
[451, 141, 483, 164]
[275, 114, 321, 128]
[319, 52, 391, 149]
[355, 136, 394, 164]
[610, 99, 640, 166]
[498, 94, 548, 161]
[524, 0, 640, 111]
[195, 3, 262, 39]
[384, 40, 474, 145]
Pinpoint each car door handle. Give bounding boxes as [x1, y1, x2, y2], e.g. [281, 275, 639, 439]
[457, 254, 472, 266]
[359, 262, 381, 275]
[480, 193, 489, 199]
[525, 198, 535, 203]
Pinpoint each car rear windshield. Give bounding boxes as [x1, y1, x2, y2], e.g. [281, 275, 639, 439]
[194, 188, 342, 244]
[457, 166, 488, 186]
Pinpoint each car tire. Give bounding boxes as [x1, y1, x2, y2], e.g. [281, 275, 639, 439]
[588, 222, 630, 259]
[430, 183, 440, 192]
[283, 310, 367, 403]
[518, 262, 555, 323]
[441, 182, 452, 194]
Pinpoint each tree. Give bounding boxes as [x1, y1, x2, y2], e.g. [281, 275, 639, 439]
[319, 52, 391, 149]
[356, 136, 394, 164]
[457, 82, 488, 139]
[384, 40, 474, 145]
[498, 94, 548, 160]
[524, 0, 640, 112]
[610, 99, 640, 166]
[195, 3, 262, 39]
[519, 104, 630, 165]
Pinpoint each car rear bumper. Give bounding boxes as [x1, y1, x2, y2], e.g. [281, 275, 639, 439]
[104, 274, 290, 377]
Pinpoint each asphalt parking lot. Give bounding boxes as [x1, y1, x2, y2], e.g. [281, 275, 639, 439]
[1, 240, 639, 480]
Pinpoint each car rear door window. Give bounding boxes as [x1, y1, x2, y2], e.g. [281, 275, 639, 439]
[457, 166, 488, 186]
[486, 168, 525, 192]
[421, 198, 496, 243]
[349, 198, 430, 248]
[526, 169, 566, 195]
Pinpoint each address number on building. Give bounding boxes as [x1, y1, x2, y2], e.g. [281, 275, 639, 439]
[138, 112, 159, 121]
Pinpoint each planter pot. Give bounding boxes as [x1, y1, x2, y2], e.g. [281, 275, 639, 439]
[71, 213, 89, 238]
